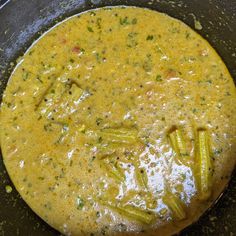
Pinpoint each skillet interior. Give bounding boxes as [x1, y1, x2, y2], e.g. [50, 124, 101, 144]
[0, 0, 235, 235]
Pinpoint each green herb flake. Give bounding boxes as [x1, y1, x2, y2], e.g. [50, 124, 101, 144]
[96, 118, 103, 126]
[96, 18, 102, 29]
[95, 53, 102, 63]
[213, 148, 223, 155]
[90, 11, 96, 16]
[146, 35, 154, 40]
[36, 76, 43, 83]
[120, 17, 137, 25]
[206, 79, 212, 84]
[63, 123, 69, 131]
[22, 71, 29, 81]
[127, 32, 138, 48]
[87, 26, 94, 32]
[38, 176, 45, 180]
[132, 18, 137, 24]
[180, 173, 187, 181]
[5, 185, 12, 193]
[185, 31, 190, 39]
[120, 16, 129, 25]
[98, 136, 103, 143]
[76, 197, 84, 210]
[156, 75, 163, 82]
[44, 123, 53, 132]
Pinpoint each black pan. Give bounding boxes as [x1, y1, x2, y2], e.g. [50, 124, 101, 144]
[0, 0, 235, 235]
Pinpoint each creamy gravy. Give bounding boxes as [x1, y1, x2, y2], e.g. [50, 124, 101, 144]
[1, 7, 236, 236]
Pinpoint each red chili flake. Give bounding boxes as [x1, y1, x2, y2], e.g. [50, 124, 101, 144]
[72, 46, 81, 53]
[60, 38, 67, 44]
[165, 68, 179, 79]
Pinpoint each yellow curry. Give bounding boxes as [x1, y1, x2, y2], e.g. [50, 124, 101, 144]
[0, 7, 236, 236]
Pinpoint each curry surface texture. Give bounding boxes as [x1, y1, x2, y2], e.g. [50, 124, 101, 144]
[1, 7, 236, 236]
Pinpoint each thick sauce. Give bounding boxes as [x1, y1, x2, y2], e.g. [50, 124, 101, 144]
[0, 7, 236, 236]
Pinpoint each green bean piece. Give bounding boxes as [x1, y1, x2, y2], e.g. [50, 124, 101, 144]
[99, 128, 138, 144]
[62, 83, 83, 102]
[144, 191, 158, 209]
[96, 145, 116, 160]
[36, 81, 66, 114]
[196, 129, 212, 200]
[37, 81, 84, 120]
[55, 83, 83, 112]
[108, 204, 155, 224]
[169, 128, 189, 163]
[101, 159, 125, 182]
[135, 167, 148, 189]
[163, 192, 186, 221]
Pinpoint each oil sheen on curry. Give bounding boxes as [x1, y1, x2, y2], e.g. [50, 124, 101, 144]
[0, 7, 236, 236]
